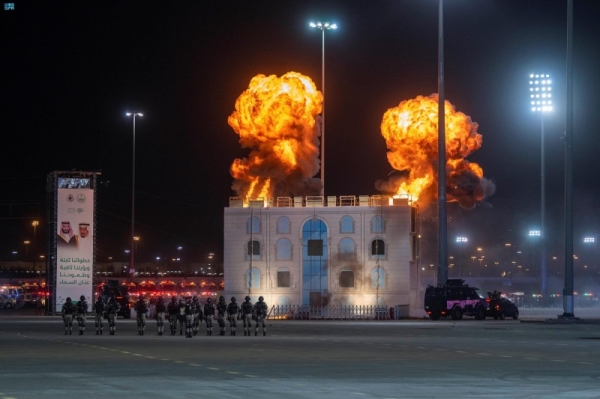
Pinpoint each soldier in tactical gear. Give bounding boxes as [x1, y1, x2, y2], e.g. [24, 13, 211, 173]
[191, 296, 203, 336]
[254, 296, 268, 336]
[61, 297, 75, 335]
[76, 295, 88, 335]
[226, 296, 239, 336]
[105, 296, 120, 335]
[241, 295, 254, 336]
[184, 297, 194, 338]
[177, 298, 186, 335]
[204, 297, 215, 336]
[167, 297, 179, 335]
[216, 296, 227, 336]
[94, 296, 105, 335]
[155, 296, 167, 336]
[134, 296, 149, 335]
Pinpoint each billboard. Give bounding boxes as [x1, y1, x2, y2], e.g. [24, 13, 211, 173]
[55, 182, 94, 312]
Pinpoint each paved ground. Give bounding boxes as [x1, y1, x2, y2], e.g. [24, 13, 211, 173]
[1, 308, 600, 398]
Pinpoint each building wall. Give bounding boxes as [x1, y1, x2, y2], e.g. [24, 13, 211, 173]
[224, 196, 421, 315]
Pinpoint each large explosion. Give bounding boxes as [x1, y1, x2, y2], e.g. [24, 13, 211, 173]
[228, 72, 323, 201]
[378, 94, 495, 209]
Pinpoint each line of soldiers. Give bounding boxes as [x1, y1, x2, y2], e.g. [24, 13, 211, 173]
[62, 294, 269, 337]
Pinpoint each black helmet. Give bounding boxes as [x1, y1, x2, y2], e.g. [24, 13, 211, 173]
[171, 297, 177, 302]
[219, 296, 225, 302]
[259, 296, 264, 302]
[245, 296, 251, 302]
[158, 296, 163, 302]
[193, 296, 198, 301]
[97, 296, 102, 301]
[66, 297, 72, 303]
[231, 297, 236, 302]
[80, 295, 85, 301]
[207, 298, 212, 304]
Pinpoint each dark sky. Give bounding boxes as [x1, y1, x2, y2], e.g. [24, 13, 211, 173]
[2, 0, 600, 268]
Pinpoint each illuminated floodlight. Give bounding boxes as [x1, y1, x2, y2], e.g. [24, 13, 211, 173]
[456, 236, 468, 243]
[583, 237, 595, 243]
[529, 230, 541, 237]
[529, 73, 552, 113]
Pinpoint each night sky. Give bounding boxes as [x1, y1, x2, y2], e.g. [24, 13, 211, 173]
[2, 1, 600, 269]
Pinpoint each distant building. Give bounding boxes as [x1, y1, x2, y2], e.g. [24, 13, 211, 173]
[223, 195, 424, 316]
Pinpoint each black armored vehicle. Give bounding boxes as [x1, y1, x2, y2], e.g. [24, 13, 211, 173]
[424, 279, 488, 321]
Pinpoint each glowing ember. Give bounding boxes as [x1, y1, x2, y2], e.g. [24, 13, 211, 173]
[228, 72, 323, 202]
[378, 94, 495, 209]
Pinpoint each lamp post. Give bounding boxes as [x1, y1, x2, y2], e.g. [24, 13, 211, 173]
[177, 246, 182, 262]
[529, 73, 552, 295]
[32, 220, 39, 271]
[126, 112, 143, 277]
[455, 236, 468, 278]
[309, 20, 337, 195]
[24, 240, 30, 262]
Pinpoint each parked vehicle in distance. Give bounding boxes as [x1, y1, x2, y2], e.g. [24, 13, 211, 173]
[486, 291, 519, 320]
[0, 293, 17, 309]
[424, 279, 488, 321]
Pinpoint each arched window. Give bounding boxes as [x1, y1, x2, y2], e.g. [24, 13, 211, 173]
[372, 215, 384, 233]
[246, 267, 261, 290]
[246, 216, 260, 234]
[371, 239, 385, 259]
[276, 238, 292, 260]
[277, 216, 290, 234]
[246, 240, 261, 260]
[277, 268, 291, 288]
[339, 237, 355, 260]
[371, 267, 386, 289]
[340, 215, 354, 234]
[339, 270, 355, 288]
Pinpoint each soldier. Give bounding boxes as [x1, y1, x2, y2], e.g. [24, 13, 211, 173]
[216, 296, 227, 336]
[203, 297, 215, 336]
[226, 296, 239, 336]
[254, 296, 268, 336]
[76, 295, 88, 335]
[155, 296, 167, 336]
[184, 297, 194, 338]
[241, 295, 254, 336]
[134, 296, 148, 335]
[177, 298, 186, 336]
[167, 297, 179, 336]
[105, 296, 120, 335]
[61, 297, 75, 335]
[93, 295, 105, 335]
[191, 296, 203, 336]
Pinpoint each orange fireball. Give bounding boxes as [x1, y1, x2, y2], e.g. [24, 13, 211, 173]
[228, 72, 323, 202]
[379, 94, 494, 209]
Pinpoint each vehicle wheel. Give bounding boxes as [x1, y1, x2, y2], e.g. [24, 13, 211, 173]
[5, 303, 12, 309]
[476, 306, 486, 320]
[493, 314, 499, 320]
[429, 313, 440, 321]
[512, 310, 519, 320]
[451, 307, 463, 320]
[498, 311, 505, 320]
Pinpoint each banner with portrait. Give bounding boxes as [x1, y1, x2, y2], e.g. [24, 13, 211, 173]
[55, 187, 94, 312]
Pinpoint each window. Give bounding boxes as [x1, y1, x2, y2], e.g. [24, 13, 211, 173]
[371, 239, 385, 258]
[372, 215, 384, 233]
[340, 215, 354, 234]
[339, 237, 355, 260]
[277, 216, 290, 234]
[371, 267, 386, 289]
[246, 267, 261, 289]
[277, 270, 291, 287]
[339, 270, 355, 288]
[246, 216, 260, 234]
[307, 239, 323, 256]
[276, 238, 292, 260]
[247, 240, 260, 260]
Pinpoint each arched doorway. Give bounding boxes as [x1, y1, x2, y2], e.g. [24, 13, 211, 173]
[302, 218, 328, 306]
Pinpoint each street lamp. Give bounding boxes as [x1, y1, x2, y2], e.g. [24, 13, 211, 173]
[24, 240, 31, 261]
[529, 73, 552, 295]
[455, 236, 468, 277]
[309, 20, 337, 195]
[32, 220, 39, 271]
[126, 112, 143, 276]
[177, 246, 182, 262]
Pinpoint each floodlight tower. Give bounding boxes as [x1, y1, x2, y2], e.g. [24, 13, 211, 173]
[529, 74, 552, 295]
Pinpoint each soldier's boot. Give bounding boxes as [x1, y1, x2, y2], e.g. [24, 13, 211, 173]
[96, 330, 99, 335]
[100, 328, 103, 335]
[263, 330, 266, 336]
[255, 331, 258, 336]
[69, 329, 72, 335]
[64, 329, 68, 335]
[233, 330, 236, 336]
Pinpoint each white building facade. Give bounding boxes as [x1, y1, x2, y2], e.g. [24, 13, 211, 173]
[223, 195, 423, 317]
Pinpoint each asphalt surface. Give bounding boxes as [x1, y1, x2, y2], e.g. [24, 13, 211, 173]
[1, 308, 600, 398]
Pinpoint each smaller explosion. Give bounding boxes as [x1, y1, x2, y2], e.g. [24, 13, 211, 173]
[378, 94, 495, 209]
[228, 72, 323, 201]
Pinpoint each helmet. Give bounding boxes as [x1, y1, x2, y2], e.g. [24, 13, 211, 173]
[207, 298, 212, 304]
[259, 296, 264, 302]
[66, 297, 72, 303]
[158, 296, 163, 302]
[193, 296, 198, 301]
[80, 295, 85, 301]
[97, 296, 102, 301]
[245, 296, 251, 302]
[231, 297, 236, 302]
[171, 297, 177, 302]
[139, 295, 144, 300]
[219, 296, 225, 302]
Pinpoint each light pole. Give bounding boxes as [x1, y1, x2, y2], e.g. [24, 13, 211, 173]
[126, 112, 143, 276]
[177, 246, 182, 262]
[529, 73, 552, 295]
[455, 236, 468, 278]
[309, 20, 337, 195]
[32, 220, 39, 271]
[24, 240, 30, 262]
